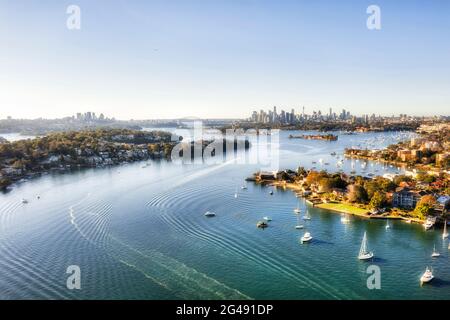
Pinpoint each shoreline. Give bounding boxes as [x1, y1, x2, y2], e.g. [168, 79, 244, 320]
[269, 181, 426, 224]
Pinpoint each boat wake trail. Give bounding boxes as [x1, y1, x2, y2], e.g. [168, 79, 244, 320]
[69, 197, 251, 300]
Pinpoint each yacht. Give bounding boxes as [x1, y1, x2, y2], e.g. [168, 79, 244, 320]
[358, 232, 374, 260]
[300, 232, 313, 243]
[431, 245, 440, 258]
[204, 211, 216, 217]
[420, 267, 434, 284]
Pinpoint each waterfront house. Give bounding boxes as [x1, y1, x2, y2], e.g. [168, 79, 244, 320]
[392, 187, 422, 209]
[436, 195, 450, 212]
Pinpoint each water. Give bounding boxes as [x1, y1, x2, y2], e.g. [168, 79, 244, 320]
[0, 133, 37, 142]
[1, 131, 449, 300]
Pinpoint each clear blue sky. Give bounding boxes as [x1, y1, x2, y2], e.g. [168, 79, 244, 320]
[1, 0, 449, 119]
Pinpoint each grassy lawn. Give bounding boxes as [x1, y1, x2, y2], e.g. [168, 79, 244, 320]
[316, 202, 369, 216]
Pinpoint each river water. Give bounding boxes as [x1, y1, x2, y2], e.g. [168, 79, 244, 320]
[1, 130, 449, 299]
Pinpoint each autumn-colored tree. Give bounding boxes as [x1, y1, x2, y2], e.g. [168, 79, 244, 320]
[414, 195, 437, 219]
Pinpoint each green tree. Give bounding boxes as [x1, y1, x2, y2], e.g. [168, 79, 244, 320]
[414, 195, 437, 219]
[347, 184, 368, 203]
[369, 191, 387, 209]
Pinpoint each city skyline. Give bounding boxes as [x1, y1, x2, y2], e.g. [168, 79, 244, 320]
[1, 1, 450, 119]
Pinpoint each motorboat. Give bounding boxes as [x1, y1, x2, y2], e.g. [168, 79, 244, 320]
[257, 221, 268, 228]
[300, 232, 313, 243]
[423, 218, 435, 230]
[204, 211, 216, 217]
[420, 267, 434, 284]
[263, 216, 272, 222]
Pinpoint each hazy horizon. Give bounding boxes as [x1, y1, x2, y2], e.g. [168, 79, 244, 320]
[1, 0, 450, 119]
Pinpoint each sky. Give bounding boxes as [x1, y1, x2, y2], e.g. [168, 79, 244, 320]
[1, 0, 450, 120]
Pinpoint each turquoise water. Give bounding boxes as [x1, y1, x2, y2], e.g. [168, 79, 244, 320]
[1, 131, 449, 299]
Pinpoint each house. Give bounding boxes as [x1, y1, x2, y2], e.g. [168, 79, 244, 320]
[392, 187, 422, 209]
[436, 196, 450, 212]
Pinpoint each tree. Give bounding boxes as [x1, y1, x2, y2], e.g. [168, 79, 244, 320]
[347, 184, 368, 203]
[0, 177, 12, 190]
[414, 195, 437, 219]
[369, 191, 386, 209]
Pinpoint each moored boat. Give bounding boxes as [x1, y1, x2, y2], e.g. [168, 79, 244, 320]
[420, 267, 434, 284]
[358, 231, 374, 260]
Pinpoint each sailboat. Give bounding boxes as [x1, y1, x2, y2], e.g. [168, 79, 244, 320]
[431, 244, 440, 258]
[295, 215, 304, 229]
[358, 232, 374, 260]
[234, 187, 238, 198]
[294, 200, 301, 214]
[443, 220, 448, 239]
[385, 220, 390, 230]
[341, 214, 350, 224]
[303, 210, 311, 220]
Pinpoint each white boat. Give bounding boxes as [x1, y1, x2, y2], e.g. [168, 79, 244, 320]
[431, 245, 440, 258]
[241, 184, 248, 190]
[420, 267, 434, 284]
[234, 188, 238, 198]
[269, 190, 274, 195]
[204, 211, 216, 217]
[423, 217, 435, 230]
[358, 231, 374, 260]
[405, 219, 412, 224]
[295, 215, 303, 229]
[294, 200, 301, 214]
[303, 210, 311, 220]
[300, 232, 313, 243]
[21, 198, 28, 204]
[341, 214, 350, 224]
[263, 216, 272, 221]
[385, 220, 390, 230]
[443, 220, 448, 239]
